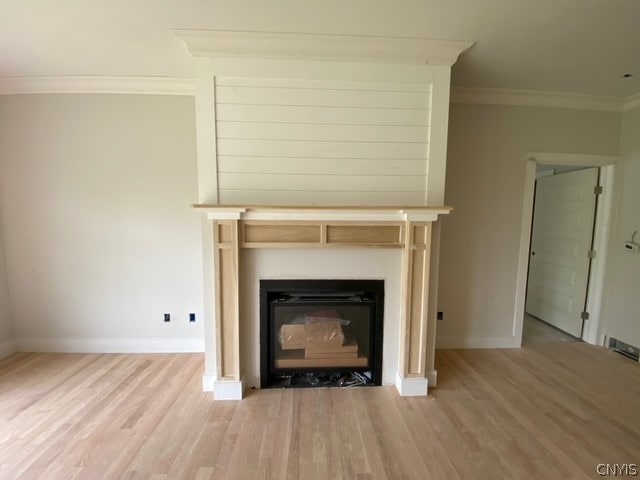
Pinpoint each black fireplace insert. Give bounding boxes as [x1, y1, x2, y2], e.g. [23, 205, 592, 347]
[260, 279, 384, 388]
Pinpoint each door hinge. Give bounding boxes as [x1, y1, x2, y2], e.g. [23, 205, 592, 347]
[588, 249, 597, 258]
[581, 311, 590, 320]
[594, 185, 603, 195]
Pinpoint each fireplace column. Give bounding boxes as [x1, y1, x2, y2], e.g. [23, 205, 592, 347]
[212, 220, 243, 399]
[397, 222, 432, 395]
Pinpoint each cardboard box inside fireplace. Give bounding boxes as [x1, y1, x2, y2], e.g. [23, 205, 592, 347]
[277, 321, 367, 368]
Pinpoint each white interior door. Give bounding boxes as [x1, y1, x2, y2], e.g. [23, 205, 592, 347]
[525, 168, 599, 337]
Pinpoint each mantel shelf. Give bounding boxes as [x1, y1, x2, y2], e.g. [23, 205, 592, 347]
[193, 204, 453, 222]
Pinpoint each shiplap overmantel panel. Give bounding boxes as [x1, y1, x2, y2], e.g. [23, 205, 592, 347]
[180, 30, 469, 206]
[214, 75, 432, 205]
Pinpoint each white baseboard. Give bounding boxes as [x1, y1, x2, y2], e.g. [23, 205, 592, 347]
[426, 369, 437, 387]
[0, 338, 16, 359]
[214, 379, 244, 400]
[395, 372, 428, 396]
[436, 335, 521, 349]
[202, 373, 216, 392]
[13, 337, 205, 353]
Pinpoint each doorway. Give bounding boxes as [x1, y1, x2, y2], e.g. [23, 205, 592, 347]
[513, 153, 618, 347]
[525, 166, 599, 338]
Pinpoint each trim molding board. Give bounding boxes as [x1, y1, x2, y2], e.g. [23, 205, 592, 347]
[0, 338, 16, 359]
[0, 76, 195, 96]
[395, 372, 429, 396]
[0, 76, 638, 113]
[202, 373, 216, 392]
[173, 29, 474, 66]
[528, 152, 620, 166]
[213, 379, 244, 400]
[13, 337, 205, 353]
[624, 93, 640, 112]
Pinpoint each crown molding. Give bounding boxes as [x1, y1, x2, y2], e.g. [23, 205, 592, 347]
[451, 87, 625, 112]
[623, 93, 640, 112]
[0, 76, 195, 96]
[452, 87, 640, 113]
[173, 29, 474, 66]
[1, 75, 638, 113]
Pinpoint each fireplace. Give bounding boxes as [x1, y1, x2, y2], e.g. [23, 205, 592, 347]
[196, 206, 450, 399]
[179, 29, 465, 399]
[260, 279, 384, 388]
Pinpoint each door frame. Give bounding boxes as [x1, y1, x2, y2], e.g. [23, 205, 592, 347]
[513, 152, 619, 346]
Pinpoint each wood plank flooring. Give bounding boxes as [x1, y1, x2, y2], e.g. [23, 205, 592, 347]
[0, 342, 638, 479]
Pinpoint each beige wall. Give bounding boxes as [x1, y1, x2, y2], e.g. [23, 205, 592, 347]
[438, 104, 621, 347]
[0, 92, 633, 353]
[601, 107, 640, 348]
[0, 214, 12, 345]
[0, 94, 204, 349]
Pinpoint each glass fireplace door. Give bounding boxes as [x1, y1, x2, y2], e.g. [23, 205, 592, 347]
[272, 301, 373, 372]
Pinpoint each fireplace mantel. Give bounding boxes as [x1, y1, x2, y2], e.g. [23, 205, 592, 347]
[197, 204, 451, 399]
[195, 204, 452, 222]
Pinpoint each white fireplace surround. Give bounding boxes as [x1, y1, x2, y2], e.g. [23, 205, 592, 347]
[197, 206, 450, 399]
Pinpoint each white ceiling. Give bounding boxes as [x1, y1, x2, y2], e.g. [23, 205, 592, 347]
[0, 0, 638, 98]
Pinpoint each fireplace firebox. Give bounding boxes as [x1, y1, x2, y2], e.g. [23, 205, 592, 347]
[260, 279, 384, 388]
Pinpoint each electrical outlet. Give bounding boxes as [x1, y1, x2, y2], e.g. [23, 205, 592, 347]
[624, 242, 639, 253]
[189, 313, 196, 322]
[437, 311, 444, 320]
[164, 313, 170, 322]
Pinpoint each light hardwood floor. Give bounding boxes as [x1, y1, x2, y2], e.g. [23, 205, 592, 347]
[1, 343, 639, 480]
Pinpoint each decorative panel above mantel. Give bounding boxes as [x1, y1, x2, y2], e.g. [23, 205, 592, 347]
[215, 76, 432, 205]
[174, 30, 473, 206]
